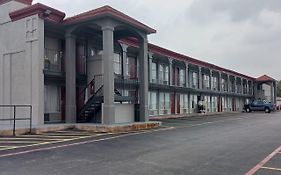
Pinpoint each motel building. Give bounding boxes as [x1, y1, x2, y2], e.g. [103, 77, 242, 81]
[0, 0, 278, 129]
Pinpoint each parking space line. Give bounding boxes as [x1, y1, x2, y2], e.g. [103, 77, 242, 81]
[0, 141, 44, 144]
[18, 135, 86, 138]
[0, 126, 176, 158]
[261, 166, 281, 171]
[0, 138, 64, 141]
[245, 146, 281, 175]
[0, 133, 107, 152]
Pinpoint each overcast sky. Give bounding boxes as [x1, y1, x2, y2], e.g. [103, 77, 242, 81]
[34, 0, 281, 80]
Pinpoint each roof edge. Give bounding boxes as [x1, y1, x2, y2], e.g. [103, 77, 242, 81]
[0, 0, 32, 6]
[9, 3, 65, 23]
[63, 5, 156, 34]
[120, 38, 255, 80]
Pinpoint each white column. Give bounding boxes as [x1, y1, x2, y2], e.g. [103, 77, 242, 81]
[139, 36, 149, 122]
[227, 74, 230, 92]
[169, 58, 173, 86]
[65, 33, 77, 123]
[102, 25, 115, 124]
[120, 43, 129, 79]
[218, 72, 222, 92]
[148, 52, 153, 83]
[209, 69, 213, 90]
[198, 66, 202, 89]
[271, 82, 274, 103]
[185, 63, 189, 88]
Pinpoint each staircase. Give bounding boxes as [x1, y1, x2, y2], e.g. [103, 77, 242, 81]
[77, 75, 124, 123]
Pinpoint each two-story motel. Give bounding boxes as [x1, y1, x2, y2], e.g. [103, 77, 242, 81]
[0, 0, 277, 127]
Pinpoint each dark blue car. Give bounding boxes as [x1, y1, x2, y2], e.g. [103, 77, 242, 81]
[244, 100, 275, 113]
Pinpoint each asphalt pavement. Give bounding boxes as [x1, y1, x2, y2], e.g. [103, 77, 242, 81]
[1, 112, 281, 175]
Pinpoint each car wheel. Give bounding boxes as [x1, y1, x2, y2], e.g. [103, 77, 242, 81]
[246, 108, 251, 113]
[265, 108, 270, 113]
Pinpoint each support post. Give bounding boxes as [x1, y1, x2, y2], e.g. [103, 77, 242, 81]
[139, 36, 149, 122]
[102, 24, 115, 124]
[65, 33, 77, 123]
[185, 63, 189, 88]
[271, 82, 274, 103]
[209, 69, 213, 90]
[218, 72, 222, 92]
[121, 43, 129, 79]
[274, 82, 277, 104]
[148, 52, 153, 83]
[198, 67, 202, 89]
[169, 58, 173, 86]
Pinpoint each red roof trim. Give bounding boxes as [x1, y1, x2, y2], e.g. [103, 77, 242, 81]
[63, 5, 156, 34]
[0, 0, 32, 6]
[256, 75, 276, 82]
[120, 38, 255, 80]
[9, 3, 65, 23]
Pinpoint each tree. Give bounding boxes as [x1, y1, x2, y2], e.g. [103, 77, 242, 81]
[277, 80, 281, 97]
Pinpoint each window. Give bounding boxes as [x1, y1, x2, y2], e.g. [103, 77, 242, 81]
[211, 96, 218, 112]
[150, 62, 157, 83]
[159, 64, 169, 85]
[148, 91, 158, 116]
[228, 97, 232, 111]
[127, 56, 137, 79]
[203, 96, 211, 112]
[211, 76, 218, 90]
[44, 85, 61, 113]
[159, 92, 170, 115]
[221, 79, 225, 91]
[114, 53, 121, 75]
[44, 37, 62, 72]
[237, 84, 242, 93]
[190, 94, 198, 113]
[179, 69, 185, 86]
[191, 72, 198, 88]
[180, 94, 189, 114]
[221, 97, 226, 112]
[203, 74, 210, 89]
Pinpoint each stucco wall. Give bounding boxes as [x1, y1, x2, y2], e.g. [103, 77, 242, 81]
[115, 104, 135, 123]
[0, 1, 28, 25]
[0, 1, 44, 126]
[101, 103, 135, 124]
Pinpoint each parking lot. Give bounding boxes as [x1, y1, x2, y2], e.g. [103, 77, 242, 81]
[246, 145, 281, 175]
[0, 112, 281, 175]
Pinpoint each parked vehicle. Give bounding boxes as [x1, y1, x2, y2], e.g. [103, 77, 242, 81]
[244, 100, 275, 113]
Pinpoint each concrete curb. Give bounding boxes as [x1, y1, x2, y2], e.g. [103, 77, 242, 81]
[150, 112, 242, 120]
[0, 122, 162, 136]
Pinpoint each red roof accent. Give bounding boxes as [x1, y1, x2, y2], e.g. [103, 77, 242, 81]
[63, 5, 156, 34]
[9, 3, 65, 23]
[0, 0, 32, 5]
[120, 38, 255, 80]
[256, 75, 276, 82]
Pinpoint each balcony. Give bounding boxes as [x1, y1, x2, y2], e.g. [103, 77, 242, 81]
[44, 48, 63, 72]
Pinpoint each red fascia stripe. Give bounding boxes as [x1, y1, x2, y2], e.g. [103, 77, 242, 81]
[63, 5, 156, 34]
[120, 38, 255, 80]
[9, 3, 65, 23]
